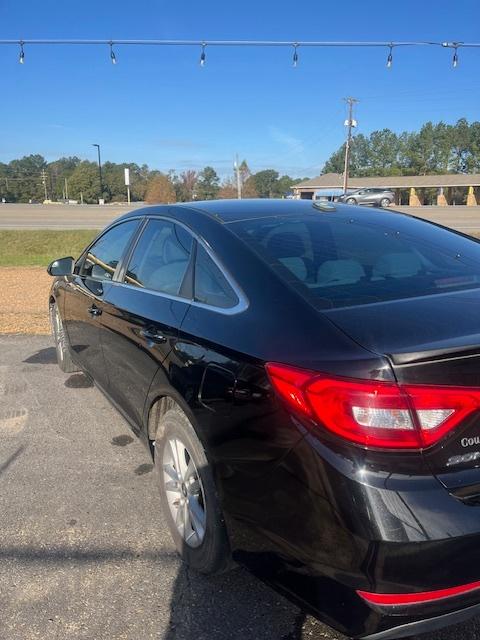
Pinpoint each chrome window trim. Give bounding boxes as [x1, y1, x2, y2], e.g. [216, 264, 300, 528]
[111, 281, 248, 316]
[118, 213, 249, 315]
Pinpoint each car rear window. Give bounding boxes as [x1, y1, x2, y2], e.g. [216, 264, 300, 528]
[229, 213, 480, 309]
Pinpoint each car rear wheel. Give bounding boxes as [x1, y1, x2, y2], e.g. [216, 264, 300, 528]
[346, 197, 356, 205]
[380, 197, 392, 207]
[155, 408, 231, 574]
[50, 302, 79, 373]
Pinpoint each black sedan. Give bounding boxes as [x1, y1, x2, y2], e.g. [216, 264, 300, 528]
[48, 199, 480, 639]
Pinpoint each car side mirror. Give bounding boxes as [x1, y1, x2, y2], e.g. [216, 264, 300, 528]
[47, 256, 74, 276]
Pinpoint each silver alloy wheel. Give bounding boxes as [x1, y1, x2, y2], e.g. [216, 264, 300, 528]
[380, 198, 391, 207]
[163, 437, 207, 548]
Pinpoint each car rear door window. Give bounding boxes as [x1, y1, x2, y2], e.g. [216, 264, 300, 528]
[194, 244, 239, 309]
[78, 220, 139, 281]
[124, 219, 193, 296]
[231, 214, 480, 309]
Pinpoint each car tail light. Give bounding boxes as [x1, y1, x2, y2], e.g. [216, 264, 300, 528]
[265, 363, 480, 450]
[357, 580, 480, 607]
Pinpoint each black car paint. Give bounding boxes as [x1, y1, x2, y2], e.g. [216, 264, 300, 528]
[50, 200, 480, 639]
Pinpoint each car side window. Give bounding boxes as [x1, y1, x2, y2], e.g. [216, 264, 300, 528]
[124, 219, 193, 296]
[78, 220, 139, 281]
[194, 244, 239, 309]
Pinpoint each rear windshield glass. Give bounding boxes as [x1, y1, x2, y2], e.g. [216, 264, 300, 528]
[230, 212, 480, 309]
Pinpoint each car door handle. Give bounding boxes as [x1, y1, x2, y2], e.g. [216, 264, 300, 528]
[88, 305, 102, 317]
[140, 328, 167, 344]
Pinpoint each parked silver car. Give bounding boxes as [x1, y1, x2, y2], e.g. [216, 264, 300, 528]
[338, 188, 395, 207]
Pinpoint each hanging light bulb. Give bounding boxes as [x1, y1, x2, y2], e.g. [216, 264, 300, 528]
[19, 41, 25, 64]
[199, 43, 206, 67]
[109, 42, 117, 64]
[452, 46, 459, 68]
[386, 44, 393, 69]
[292, 43, 299, 67]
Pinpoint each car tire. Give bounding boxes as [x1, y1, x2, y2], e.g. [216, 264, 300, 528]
[50, 302, 79, 373]
[380, 198, 392, 207]
[155, 407, 232, 575]
[346, 198, 356, 205]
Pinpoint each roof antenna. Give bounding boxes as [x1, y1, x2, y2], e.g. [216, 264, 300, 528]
[312, 201, 336, 212]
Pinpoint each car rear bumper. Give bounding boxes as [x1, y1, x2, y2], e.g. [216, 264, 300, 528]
[225, 424, 480, 638]
[362, 601, 480, 639]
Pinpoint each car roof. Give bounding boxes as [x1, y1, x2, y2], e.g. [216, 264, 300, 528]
[118, 198, 400, 225]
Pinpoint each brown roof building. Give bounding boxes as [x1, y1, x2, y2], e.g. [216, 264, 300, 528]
[293, 172, 480, 206]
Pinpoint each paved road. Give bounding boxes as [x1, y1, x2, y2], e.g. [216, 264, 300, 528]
[0, 204, 144, 230]
[1, 203, 480, 233]
[2, 335, 480, 640]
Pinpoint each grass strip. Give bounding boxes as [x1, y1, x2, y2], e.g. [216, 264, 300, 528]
[0, 230, 97, 267]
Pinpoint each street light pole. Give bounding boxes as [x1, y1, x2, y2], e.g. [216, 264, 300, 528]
[92, 143, 103, 203]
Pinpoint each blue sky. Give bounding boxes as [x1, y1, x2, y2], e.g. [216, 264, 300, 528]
[1, 0, 480, 178]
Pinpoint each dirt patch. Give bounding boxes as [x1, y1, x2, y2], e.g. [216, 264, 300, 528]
[1, 267, 51, 334]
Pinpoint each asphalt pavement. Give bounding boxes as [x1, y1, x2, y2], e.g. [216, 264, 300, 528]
[1, 203, 480, 233]
[2, 334, 480, 640]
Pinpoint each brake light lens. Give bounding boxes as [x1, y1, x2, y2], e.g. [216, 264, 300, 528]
[357, 580, 480, 607]
[266, 363, 480, 450]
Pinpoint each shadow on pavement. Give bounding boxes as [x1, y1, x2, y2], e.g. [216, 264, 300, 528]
[23, 347, 57, 365]
[0, 544, 179, 565]
[164, 563, 313, 640]
[64, 373, 93, 388]
[0, 446, 25, 477]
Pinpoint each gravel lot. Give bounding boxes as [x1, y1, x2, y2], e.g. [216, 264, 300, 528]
[0, 268, 51, 334]
[2, 334, 480, 639]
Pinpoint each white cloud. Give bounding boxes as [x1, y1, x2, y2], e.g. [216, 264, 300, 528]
[268, 126, 305, 155]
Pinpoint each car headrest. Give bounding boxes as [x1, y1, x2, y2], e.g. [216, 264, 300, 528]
[266, 232, 305, 259]
[317, 259, 366, 286]
[278, 257, 308, 282]
[373, 252, 422, 279]
[163, 235, 188, 264]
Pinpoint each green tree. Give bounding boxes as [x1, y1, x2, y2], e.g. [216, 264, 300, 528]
[196, 166, 219, 200]
[48, 156, 81, 200]
[7, 154, 47, 202]
[68, 161, 101, 203]
[238, 160, 251, 186]
[321, 118, 480, 178]
[252, 169, 279, 198]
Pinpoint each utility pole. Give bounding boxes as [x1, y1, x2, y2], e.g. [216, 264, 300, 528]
[92, 143, 104, 204]
[342, 97, 359, 195]
[41, 169, 48, 201]
[64, 177, 69, 201]
[234, 155, 242, 199]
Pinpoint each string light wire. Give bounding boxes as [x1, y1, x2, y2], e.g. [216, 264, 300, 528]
[2, 39, 478, 68]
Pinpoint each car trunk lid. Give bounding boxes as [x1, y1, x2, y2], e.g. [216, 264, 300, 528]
[323, 288, 480, 496]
